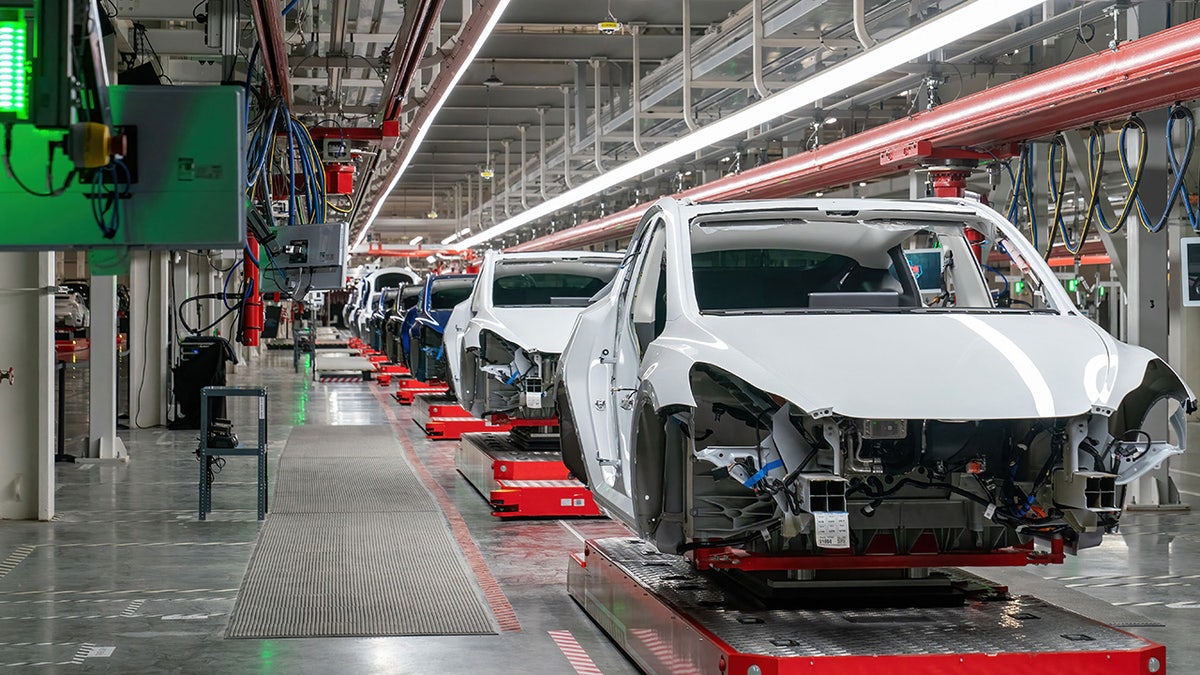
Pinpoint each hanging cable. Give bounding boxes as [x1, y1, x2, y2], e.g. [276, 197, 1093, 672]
[1043, 135, 1069, 259]
[1076, 123, 1107, 243]
[1116, 113, 1150, 231]
[1149, 103, 1199, 233]
[1018, 144, 1039, 251]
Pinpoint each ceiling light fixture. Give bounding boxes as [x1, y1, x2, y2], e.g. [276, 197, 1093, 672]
[482, 60, 503, 87]
[409, 236, 424, 245]
[353, 0, 512, 252]
[457, 0, 1041, 249]
[597, 0, 622, 35]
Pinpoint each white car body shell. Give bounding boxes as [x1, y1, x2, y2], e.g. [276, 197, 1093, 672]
[559, 197, 1195, 531]
[353, 267, 420, 338]
[446, 250, 623, 416]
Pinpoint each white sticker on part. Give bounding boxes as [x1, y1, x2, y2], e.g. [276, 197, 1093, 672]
[259, 398, 265, 420]
[814, 511, 850, 549]
[984, 504, 997, 521]
[573, 499, 586, 507]
[526, 392, 543, 409]
[560, 498, 572, 507]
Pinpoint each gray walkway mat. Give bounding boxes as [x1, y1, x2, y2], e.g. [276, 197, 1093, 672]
[282, 424, 402, 458]
[272, 458, 433, 514]
[227, 423, 499, 638]
[227, 513, 498, 637]
[964, 567, 1166, 628]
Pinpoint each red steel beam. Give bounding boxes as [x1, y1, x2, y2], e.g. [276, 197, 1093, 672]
[357, 0, 508, 237]
[381, 0, 446, 122]
[249, 0, 293, 106]
[512, 18, 1200, 252]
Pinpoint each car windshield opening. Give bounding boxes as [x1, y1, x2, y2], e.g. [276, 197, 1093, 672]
[492, 260, 621, 307]
[430, 278, 475, 310]
[690, 216, 1059, 315]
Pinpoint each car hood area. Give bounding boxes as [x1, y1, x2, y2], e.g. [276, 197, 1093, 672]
[656, 312, 1191, 421]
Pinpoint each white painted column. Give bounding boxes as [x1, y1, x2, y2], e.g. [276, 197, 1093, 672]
[87, 274, 126, 459]
[129, 251, 169, 428]
[0, 252, 56, 520]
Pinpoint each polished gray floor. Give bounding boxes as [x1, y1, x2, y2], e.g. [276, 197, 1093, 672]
[0, 350, 1198, 672]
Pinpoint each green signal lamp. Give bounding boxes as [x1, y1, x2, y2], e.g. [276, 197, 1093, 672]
[1067, 278, 1078, 292]
[0, 7, 31, 121]
[1014, 280, 1025, 294]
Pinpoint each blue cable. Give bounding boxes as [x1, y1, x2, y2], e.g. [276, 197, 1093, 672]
[243, 244, 260, 269]
[1118, 116, 1150, 228]
[223, 260, 243, 309]
[286, 114, 297, 225]
[244, 43, 259, 126]
[981, 263, 1010, 298]
[282, 0, 299, 15]
[743, 459, 784, 489]
[1150, 104, 1199, 233]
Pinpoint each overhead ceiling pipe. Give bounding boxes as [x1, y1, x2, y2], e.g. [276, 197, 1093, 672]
[510, 17, 1200, 251]
[853, 0, 877, 50]
[519, 124, 530, 209]
[327, 0, 349, 96]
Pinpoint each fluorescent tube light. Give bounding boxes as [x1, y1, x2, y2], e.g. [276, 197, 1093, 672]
[408, 235, 424, 246]
[457, 0, 1041, 249]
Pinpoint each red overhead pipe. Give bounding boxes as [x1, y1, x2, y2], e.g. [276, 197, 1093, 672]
[249, 0, 292, 105]
[382, 0, 446, 122]
[512, 18, 1200, 252]
[357, 0, 508, 233]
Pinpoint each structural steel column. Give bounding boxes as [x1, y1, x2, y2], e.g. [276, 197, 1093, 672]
[0, 252, 56, 520]
[87, 273, 126, 459]
[1125, 3, 1179, 508]
[129, 251, 169, 428]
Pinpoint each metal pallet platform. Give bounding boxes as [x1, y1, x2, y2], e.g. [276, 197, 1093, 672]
[456, 432, 602, 518]
[312, 352, 375, 382]
[568, 537, 1167, 675]
[412, 394, 511, 440]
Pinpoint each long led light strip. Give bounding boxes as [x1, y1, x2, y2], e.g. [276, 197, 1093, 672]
[458, 0, 1044, 249]
[352, 0, 512, 252]
[0, 12, 29, 118]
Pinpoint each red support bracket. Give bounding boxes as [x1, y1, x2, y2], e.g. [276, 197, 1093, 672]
[689, 538, 1065, 572]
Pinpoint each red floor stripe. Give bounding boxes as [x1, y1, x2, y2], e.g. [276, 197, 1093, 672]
[373, 387, 522, 632]
[548, 629, 604, 675]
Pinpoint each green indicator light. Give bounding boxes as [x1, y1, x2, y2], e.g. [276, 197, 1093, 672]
[1099, 285, 1106, 297]
[1014, 280, 1025, 294]
[1067, 279, 1078, 292]
[0, 16, 27, 117]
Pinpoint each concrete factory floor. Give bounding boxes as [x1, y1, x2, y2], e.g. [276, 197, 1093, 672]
[0, 350, 1198, 672]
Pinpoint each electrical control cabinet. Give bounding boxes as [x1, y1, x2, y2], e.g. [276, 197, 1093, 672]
[259, 221, 348, 300]
[0, 85, 246, 249]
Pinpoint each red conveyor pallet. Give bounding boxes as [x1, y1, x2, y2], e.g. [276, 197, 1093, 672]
[491, 479, 600, 518]
[568, 537, 1167, 675]
[426, 416, 512, 440]
[393, 378, 450, 404]
[456, 432, 602, 518]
